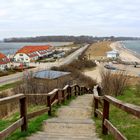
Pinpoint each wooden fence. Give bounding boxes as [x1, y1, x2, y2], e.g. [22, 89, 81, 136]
[94, 94, 140, 140]
[0, 84, 92, 140]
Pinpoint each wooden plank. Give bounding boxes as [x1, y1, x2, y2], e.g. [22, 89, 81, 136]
[26, 94, 48, 96]
[47, 89, 58, 96]
[94, 95, 103, 100]
[0, 118, 24, 140]
[0, 94, 25, 105]
[63, 85, 69, 90]
[51, 93, 57, 103]
[27, 107, 49, 119]
[104, 95, 140, 118]
[51, 99, 58, 106]
[70, 84, 78, 88]
[95, 109, 103, 119]
[104, 119, 127, 140]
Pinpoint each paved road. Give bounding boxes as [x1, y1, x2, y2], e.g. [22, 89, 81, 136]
[0, 44, 89, 86]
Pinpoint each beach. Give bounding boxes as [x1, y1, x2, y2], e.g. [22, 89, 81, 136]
[110, 42, 140, 63]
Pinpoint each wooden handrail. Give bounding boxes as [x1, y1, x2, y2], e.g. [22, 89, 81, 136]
[47, 89, 59, 96]
[93, 93, 140, 140]
[0, 84, 92, 139]
[104, 95, 140, 118]
[0, 94, 25, 105]
[0, 118, 24, 140]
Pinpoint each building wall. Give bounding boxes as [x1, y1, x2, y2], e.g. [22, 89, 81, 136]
[14, 53, 30, 62]
[107, 53, 117, 58]
[0, 64, 7, 70]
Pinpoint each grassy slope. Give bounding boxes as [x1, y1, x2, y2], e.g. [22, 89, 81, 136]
[85, 41, 112, 59]
[0, 96, 76, 140]
[95, 87, 140, 140]
[0, 81, 21, 92]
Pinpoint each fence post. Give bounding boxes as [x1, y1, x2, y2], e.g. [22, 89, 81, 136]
[19, 97, 27, 131]
[78, 86, 81, 95]
[81, 87, 84, 95]
[47, 95, 51, 116]
[94, 97, 98, 117]
[62, 90, 65, 103]
[68, 86, 72, 98]
[102, 99, 110, 135]
[56, 90, 60, 105]
[74, 86, 77, 96]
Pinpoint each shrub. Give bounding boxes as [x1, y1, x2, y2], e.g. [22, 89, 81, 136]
[100, 69, 128, 96]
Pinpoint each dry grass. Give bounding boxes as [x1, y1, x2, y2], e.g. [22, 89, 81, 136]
[100, 70, 128, 96]
[127, 76, 140, 86]
[85, 41, 112, 59]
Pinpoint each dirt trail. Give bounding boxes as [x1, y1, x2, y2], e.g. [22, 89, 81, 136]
[27, 94, 101, 140]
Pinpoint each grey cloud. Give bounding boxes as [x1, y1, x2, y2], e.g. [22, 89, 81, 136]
[0, 0, 140, 39]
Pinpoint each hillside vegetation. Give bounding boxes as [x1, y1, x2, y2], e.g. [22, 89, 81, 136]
[85, 41, 112, 59]
[95, 86, 140, 140]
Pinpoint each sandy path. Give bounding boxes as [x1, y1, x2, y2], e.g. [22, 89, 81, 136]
[83, 67, 101, 83]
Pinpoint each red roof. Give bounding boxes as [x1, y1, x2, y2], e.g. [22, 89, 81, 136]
[0, 52, 9, 65]
[16, 45, 52, 54]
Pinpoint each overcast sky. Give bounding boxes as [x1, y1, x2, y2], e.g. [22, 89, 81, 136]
[0, 0, 140, 39]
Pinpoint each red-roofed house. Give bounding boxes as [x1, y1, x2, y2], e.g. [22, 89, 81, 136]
[0, 52, 10, 70]
[14, 45, 54, 62]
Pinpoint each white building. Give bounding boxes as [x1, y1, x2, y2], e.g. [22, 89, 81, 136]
[14, 45, 53, 63]
[106, 51, 119, 58]
[0, 52, 10, 71]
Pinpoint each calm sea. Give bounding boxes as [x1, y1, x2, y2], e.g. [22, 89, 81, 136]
[0, 42, 72, 55]
[121, 40, 140, 55]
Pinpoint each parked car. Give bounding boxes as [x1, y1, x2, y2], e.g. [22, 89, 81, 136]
[104, 64, 117, 70]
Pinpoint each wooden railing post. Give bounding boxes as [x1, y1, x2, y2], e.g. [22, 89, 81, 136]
[62, 90, 65, 103]
[19, 97, 27, 131]
[102, 99, 110, 135]
[81, 87, 84, 95]
[94, 97, 98, 117]
[79, 86, 81, 95]
[56, 90, 60, 105]
[68, 87, 72, 98]
[78, 86, 81, 95]
[74, 86, 77, 96]
[47, 96, 51, 116]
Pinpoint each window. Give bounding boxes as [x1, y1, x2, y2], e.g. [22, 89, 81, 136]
[19, 54, 23, 56]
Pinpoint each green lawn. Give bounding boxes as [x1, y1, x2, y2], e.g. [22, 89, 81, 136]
[94, 87, 140, 140]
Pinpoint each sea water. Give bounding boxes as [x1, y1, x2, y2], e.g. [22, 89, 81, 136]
[121, 40, 140, 55]
[0, 42, 72, 55]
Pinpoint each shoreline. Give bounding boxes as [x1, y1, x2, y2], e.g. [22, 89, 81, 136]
[110, 41, 140, 63]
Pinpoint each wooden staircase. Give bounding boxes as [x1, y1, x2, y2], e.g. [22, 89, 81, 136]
[27, 94, 100, 140]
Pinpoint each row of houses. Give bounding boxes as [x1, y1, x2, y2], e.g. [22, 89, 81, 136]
[0, 44, 119, 71]
[0, 45, 54, 70]
[14, 45, 54, 63]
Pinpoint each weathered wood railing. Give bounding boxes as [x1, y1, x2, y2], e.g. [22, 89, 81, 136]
[0, 84, 92, 140]
[94, 94, 140, 140]
[0, 94, 27, 140]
